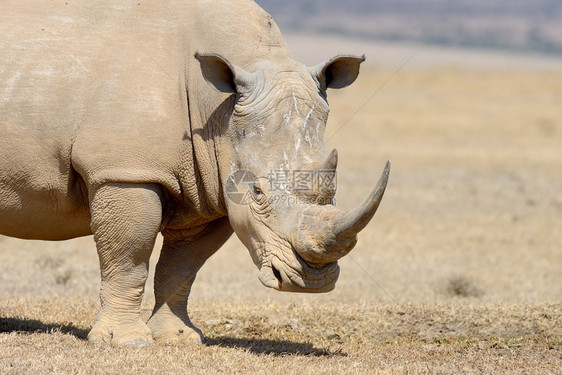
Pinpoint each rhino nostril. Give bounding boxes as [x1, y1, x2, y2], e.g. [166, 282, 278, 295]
[272, 265, 282, 286]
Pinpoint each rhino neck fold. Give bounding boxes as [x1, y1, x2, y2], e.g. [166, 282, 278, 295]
[179, 75, 233, 220]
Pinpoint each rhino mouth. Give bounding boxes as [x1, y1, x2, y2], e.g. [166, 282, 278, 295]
[271, 265, 283, 285]
[258, 246, 340, 293]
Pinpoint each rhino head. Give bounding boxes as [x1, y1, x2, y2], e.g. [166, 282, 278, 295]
[196, 53, 390, 293]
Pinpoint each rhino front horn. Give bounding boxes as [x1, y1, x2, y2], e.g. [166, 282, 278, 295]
[294, 161, 390, 265]
[331, 160, 390, 243]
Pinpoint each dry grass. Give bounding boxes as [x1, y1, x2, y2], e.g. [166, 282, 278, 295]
[2, 40, 562, 373]
[1, 299, 561, 374]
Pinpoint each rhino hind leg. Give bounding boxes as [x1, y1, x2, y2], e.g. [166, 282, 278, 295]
[88, 183, 163, 347]
[148, 218, 233, 344]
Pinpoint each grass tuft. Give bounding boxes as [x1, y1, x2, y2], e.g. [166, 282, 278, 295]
[445, 276, 482, 298]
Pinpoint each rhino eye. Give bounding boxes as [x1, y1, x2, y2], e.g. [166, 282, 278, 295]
[253, 177, 268, 196]
[253, 184, 263, 195]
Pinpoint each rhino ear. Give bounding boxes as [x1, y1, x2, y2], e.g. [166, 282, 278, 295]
[309, 55, 365, 90]
[195, 53, 254, 93]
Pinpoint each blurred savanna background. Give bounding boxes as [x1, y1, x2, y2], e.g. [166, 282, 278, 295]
[1, 1, 561, 373]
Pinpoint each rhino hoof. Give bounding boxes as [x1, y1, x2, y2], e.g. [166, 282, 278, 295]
[88, 319, 153, 348]
[87, 336, 109, 347]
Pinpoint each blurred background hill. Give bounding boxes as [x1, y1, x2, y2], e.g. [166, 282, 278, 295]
[257, 0, 562, 56]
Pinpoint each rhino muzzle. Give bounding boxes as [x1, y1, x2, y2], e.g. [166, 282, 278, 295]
[258, 248, 340, 292]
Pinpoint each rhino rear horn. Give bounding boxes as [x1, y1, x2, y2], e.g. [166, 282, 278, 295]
[317, 149, 338, 172]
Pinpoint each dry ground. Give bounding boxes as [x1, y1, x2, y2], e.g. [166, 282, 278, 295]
[1, 37, 562, 373]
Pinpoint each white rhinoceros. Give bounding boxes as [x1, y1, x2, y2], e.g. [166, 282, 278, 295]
[0, 0, 389, 346]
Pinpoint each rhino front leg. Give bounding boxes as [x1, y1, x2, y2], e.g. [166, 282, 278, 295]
[88, 183, 163, 347]
[148, 217, 233, 344]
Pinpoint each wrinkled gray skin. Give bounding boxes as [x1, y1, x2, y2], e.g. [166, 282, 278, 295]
[0, 0, 389, 347]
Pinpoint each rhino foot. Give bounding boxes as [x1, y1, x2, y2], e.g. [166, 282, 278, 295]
[148, 316, 204, 345]
[156, 326, 204, 345]
[88, 318, 153, 347]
